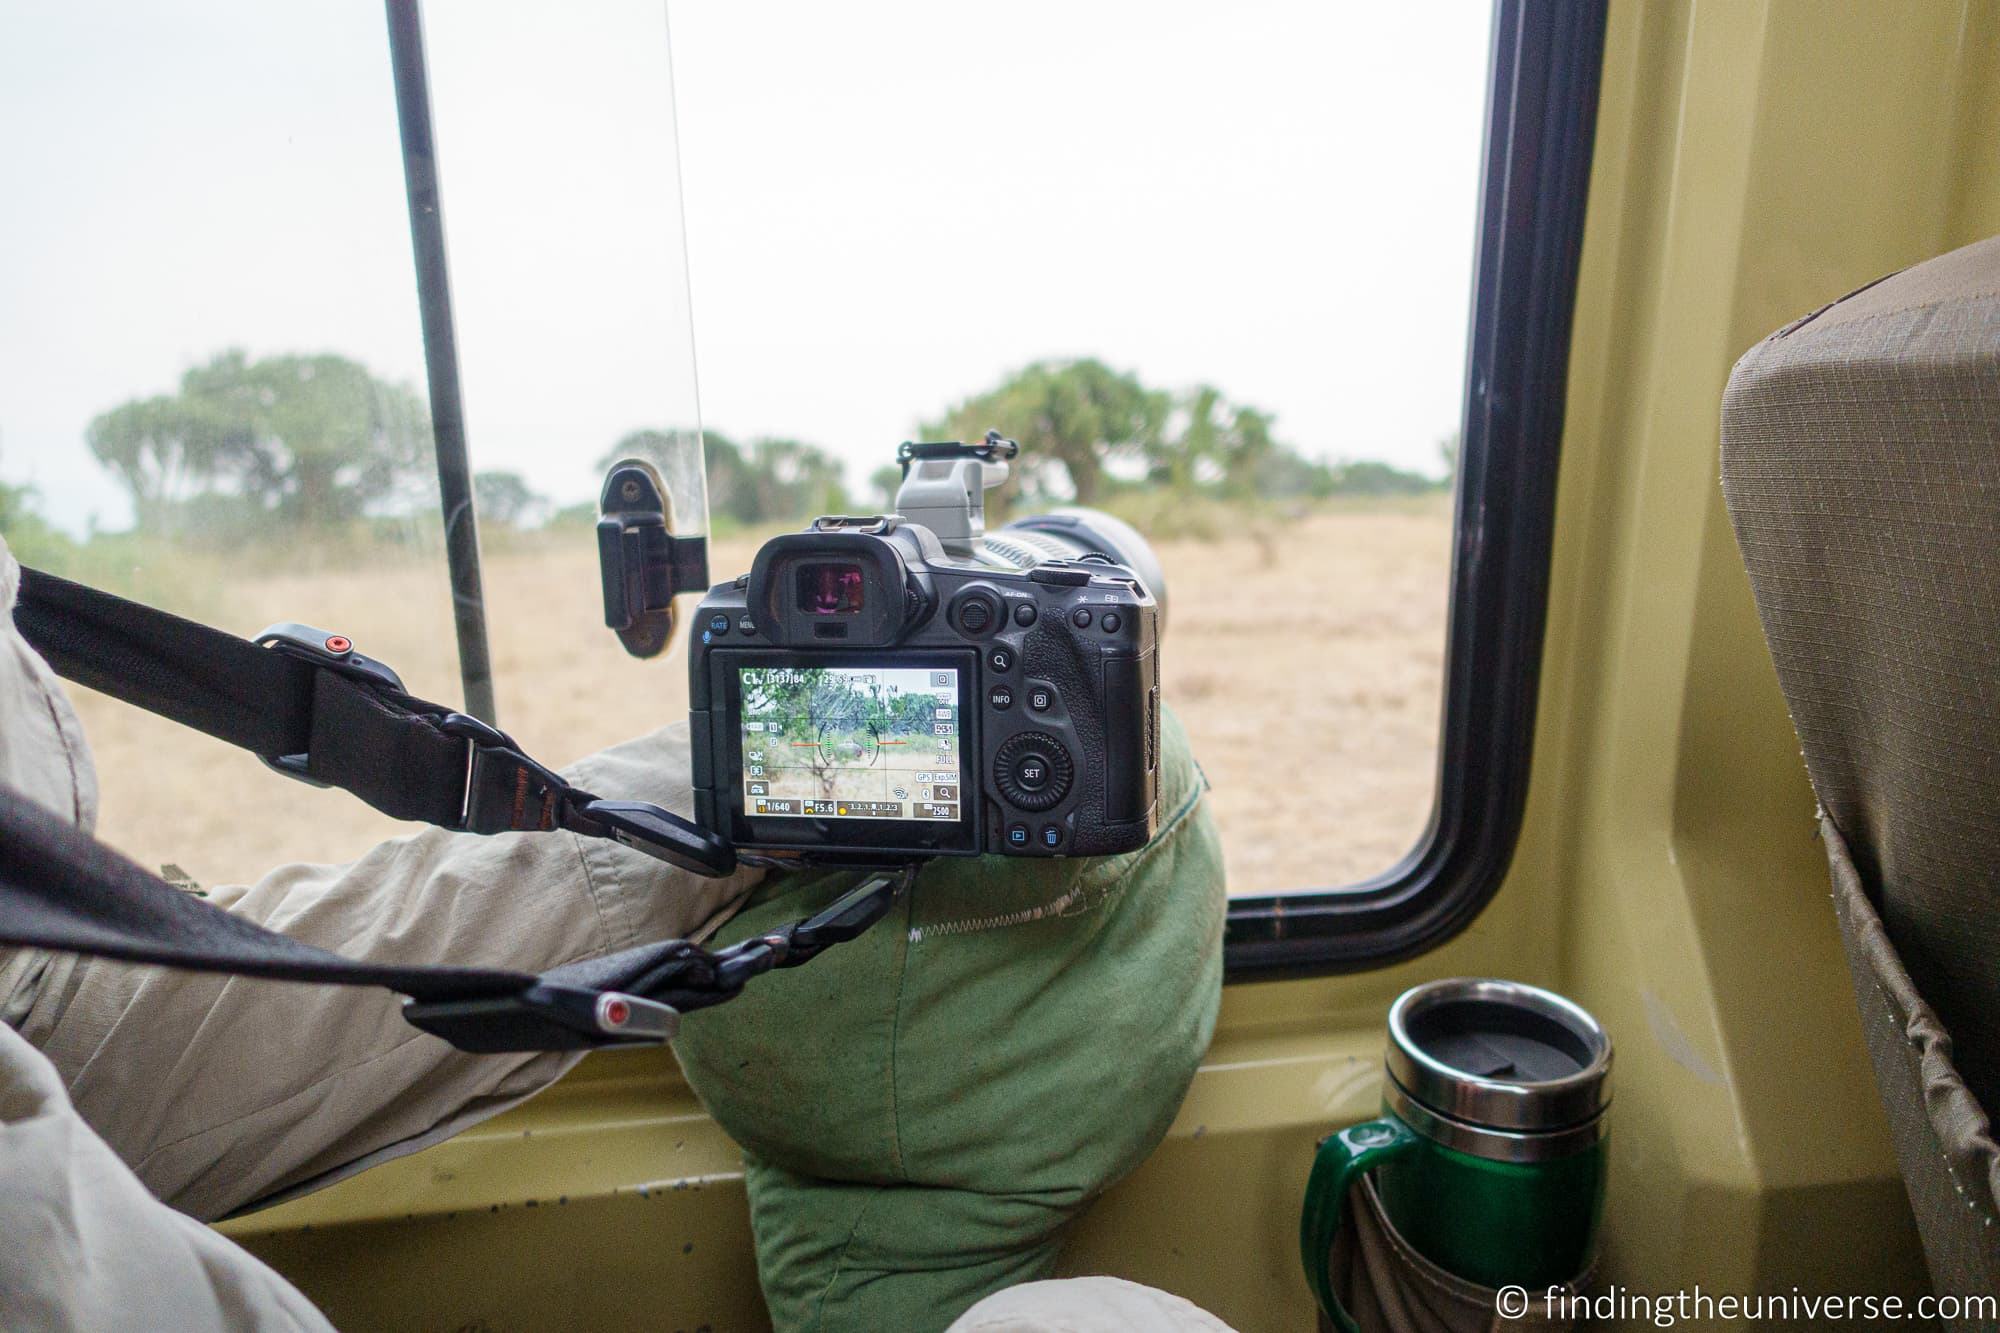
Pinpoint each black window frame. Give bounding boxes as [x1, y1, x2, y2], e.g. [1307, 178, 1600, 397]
[1223, 0, 1610, 980]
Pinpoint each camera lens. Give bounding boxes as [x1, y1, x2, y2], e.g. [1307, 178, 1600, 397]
[796, 561, 865, 615]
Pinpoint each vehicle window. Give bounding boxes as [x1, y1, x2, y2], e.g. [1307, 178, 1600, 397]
[0, 2, 458, 888]
[662, 3, 1493, 894]
[1, 3, 1587, 943]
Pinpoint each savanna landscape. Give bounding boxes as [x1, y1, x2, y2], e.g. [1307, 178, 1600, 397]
[8, 352, 1454, 898]
[51, 500, 1450, 899]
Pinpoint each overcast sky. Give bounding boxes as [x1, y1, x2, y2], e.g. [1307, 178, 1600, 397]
[1, 1, 1492, 535]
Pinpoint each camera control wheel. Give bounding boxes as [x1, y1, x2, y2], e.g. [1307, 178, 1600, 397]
[994, 732, 1073, 812]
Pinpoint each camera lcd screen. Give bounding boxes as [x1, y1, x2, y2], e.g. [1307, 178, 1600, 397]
[737, 664, 962, 822]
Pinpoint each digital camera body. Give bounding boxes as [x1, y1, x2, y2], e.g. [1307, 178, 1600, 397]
[688, 437, 1164, 863]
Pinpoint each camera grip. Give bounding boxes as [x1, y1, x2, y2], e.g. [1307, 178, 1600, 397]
[1101, 653, 1155, 825]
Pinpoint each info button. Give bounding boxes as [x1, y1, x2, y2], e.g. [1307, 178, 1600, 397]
[989, 684, 1015, 710]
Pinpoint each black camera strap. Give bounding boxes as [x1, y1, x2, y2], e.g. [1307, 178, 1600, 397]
[0, 782, 914, 1052]
[12, 567, 733, 878]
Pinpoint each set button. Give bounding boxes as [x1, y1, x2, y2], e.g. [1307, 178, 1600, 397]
[994, 731, 1073, 811]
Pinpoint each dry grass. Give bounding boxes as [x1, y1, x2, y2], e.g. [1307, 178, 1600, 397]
[69, 501, 1450, 897]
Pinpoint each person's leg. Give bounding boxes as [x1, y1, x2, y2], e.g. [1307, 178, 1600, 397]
[12, 722, 761, 1219]
[0, 1021, 334, 1331]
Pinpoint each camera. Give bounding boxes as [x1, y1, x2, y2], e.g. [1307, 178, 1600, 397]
[684, 433, 1165, 863]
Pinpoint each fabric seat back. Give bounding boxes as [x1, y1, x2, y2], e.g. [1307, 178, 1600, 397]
[1722, 234, 2000, 1305]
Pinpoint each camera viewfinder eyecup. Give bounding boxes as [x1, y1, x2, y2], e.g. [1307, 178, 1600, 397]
[744, 527, 936, 648]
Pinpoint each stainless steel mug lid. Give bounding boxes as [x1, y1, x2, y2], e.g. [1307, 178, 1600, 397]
[1386, 978, 1612, 1135]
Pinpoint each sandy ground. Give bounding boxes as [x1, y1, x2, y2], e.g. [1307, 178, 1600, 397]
[66, 503, 1450, 897]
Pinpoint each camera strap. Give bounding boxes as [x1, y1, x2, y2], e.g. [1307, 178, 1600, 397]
[12, 567, 734, 878]
[0, 782, 915, 1052]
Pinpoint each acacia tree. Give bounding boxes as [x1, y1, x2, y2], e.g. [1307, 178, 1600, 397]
[924, 359, 1167, 505]
[88, 349, 430, 529]
[84, 392, 245, 530]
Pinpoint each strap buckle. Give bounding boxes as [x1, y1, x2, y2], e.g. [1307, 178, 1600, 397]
[438, 711, 569, 835]
[254, 623, 409, 787]
[436, 715, 736, 877]
[402, 983, 678, 1053]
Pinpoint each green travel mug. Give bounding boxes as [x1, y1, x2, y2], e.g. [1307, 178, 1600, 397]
[1301, 978, 1613, 1330]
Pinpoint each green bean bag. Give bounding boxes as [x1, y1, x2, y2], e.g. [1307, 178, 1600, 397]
[672, 708, 1225, 1332]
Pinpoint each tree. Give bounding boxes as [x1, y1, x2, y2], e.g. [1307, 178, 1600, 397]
[924, 359, 1167, 505]
[88, 349, 431, 530]
[473, 470, 545, 528]
[1149, 385, 1278, 498]
[84, 394, 245, 530]
[737, 438, 851, 521]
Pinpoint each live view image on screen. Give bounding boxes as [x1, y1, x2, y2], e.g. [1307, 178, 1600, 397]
[739, 665, 962, 822]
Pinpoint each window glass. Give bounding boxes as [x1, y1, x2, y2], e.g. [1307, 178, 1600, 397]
[0, 2, 1494, 901]
[418, 0, 709, 765]
[0, 2, 456, 888]
[664, 3, 1492, 892]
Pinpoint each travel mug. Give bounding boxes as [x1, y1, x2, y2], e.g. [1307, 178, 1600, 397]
[1301, 978, 1612, 1330]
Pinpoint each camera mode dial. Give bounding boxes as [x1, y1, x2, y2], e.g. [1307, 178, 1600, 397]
[994, 732, 1074, 812]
